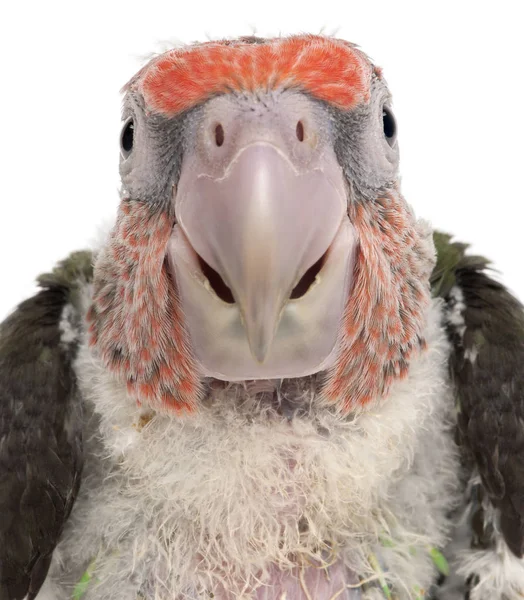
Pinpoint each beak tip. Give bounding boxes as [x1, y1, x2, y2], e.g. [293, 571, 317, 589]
[243, 307, 280, 365]
[250, 342, 271, 364]
[246, 330, 274, 364]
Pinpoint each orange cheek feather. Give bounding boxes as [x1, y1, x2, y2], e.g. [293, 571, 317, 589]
[321, 192, 432, 410]
[87, 200, 201, 412]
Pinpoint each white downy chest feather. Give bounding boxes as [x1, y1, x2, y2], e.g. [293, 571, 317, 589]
[39, 299, 459, 600]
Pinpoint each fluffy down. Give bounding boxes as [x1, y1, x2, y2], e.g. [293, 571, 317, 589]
[38, 290, 459, 600]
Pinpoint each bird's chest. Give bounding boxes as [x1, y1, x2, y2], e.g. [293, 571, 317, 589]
[59, 391, 384, 599]
[60, 404, 412, 600]
[56, 310, 457, 600]
[92, 406, 373, 599]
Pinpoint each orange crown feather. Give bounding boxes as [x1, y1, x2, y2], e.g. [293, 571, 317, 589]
[126, 35, 373, 115]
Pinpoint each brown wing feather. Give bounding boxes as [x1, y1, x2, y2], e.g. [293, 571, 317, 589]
[433, 232, 524, 557]
[0, 252, 92, 600]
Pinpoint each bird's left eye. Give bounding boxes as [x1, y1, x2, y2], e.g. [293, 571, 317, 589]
[120, 119, 134, 157]
[382, 106, 397, 147]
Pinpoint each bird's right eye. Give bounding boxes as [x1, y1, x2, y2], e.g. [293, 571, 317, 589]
[382, 106, 397, 148]
[120, 119, 134, 157]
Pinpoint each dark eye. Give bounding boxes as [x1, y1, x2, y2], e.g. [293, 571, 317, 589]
[120, 119, 134, 157]
[382, 106, 397, 147]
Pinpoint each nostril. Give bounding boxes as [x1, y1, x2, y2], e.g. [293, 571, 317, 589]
[215, 124, 225, 147]
[296, 120, 305, 142]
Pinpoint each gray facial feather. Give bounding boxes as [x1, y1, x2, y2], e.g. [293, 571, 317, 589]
[328, 74, 399, 200]
[119, 91, 195, 208]
[119, 74, 399, 209]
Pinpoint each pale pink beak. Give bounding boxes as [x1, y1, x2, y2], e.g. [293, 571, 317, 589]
[168, 93, 357, 380]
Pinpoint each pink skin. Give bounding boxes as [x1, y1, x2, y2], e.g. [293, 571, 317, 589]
[209, 561, 363, 599]
[253, 562, 362, 600]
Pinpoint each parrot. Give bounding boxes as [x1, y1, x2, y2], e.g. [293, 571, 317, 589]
[1, 33, 524, 600]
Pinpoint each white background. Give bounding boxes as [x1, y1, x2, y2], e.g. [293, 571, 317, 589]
[0, 1, 522, 319]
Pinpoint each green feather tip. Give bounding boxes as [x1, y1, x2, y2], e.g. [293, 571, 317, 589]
[72, 557, 97, 600]
[428, 547, 449, 577]
[368, 552, 392, 599]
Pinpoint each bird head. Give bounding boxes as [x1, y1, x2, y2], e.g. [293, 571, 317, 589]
[87, 35, 435, 413]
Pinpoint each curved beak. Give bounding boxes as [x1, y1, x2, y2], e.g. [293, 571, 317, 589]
[167, 94, 357, 380]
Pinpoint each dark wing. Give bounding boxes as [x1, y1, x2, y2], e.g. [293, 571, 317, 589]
[0, 252, 93, 600]
[432, 232, 524, 557]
